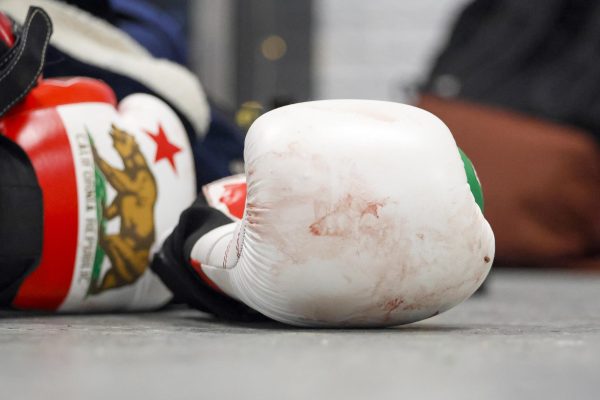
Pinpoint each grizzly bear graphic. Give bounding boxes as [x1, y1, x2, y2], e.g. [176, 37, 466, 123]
[89, 124, 157, 294]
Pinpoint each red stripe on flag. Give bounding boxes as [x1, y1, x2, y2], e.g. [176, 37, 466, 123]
[3, 109, 79, 310]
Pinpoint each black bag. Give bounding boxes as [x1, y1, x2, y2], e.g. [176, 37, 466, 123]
[423, 0, 600, 140]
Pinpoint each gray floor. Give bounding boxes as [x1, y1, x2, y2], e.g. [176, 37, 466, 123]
[1, 269, 599, 400]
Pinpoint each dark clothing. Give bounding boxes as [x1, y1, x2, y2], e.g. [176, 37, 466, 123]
[423, 0, 600, 141]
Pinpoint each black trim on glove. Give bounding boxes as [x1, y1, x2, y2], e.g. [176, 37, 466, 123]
[151, 196, 266, 322]
[0, 7, 53, 117]
[0, 135, 43, 306]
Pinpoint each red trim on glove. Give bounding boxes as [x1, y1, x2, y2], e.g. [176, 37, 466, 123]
[189, 259, 224, 294]
[0, 12, 14, 47]
[3, 109, 79, 310]
[5, 78, 117, 119]
[1, 78, 117, 310]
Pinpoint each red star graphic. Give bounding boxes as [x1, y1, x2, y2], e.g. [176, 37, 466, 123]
[145, 124, 181, 173]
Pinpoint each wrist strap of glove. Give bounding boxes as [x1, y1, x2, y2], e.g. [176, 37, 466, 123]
[0, 7, 52, 117]
[151, 196, 265, 321]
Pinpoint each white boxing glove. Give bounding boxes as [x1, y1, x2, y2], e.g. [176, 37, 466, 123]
[153, 100, 494, 327]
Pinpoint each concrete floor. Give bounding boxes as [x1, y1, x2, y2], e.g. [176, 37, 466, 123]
[0, 269, 599, 400]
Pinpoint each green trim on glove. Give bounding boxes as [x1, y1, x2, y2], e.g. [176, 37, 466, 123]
[459, 147, 484, 212]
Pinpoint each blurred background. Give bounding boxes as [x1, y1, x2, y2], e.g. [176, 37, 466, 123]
[178, 0, 599, 270]
[161, 0, 469, 110]
[49, 0, 600, 269]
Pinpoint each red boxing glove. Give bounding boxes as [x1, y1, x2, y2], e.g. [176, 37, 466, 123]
[0, 8, 196, 311]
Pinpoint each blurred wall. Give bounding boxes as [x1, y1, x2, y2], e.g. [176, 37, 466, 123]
[190, 0, 312, 110]
[190, 0, 237, 109]
[190, 0, 471, 108]
[236, 1, 312, 108]
[313, 0, 471, 102]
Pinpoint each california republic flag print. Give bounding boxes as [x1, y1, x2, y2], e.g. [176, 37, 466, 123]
[10, 90, 196, 311]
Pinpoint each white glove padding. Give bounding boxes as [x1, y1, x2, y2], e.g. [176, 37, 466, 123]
[191, 100, 495, 327]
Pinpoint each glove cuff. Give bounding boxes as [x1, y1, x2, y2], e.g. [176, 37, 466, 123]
[151, 197, 264, 321]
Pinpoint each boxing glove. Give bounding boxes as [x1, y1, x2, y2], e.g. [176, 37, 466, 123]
[153, 100, 495, 327]
[0, 8, 197, 311]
